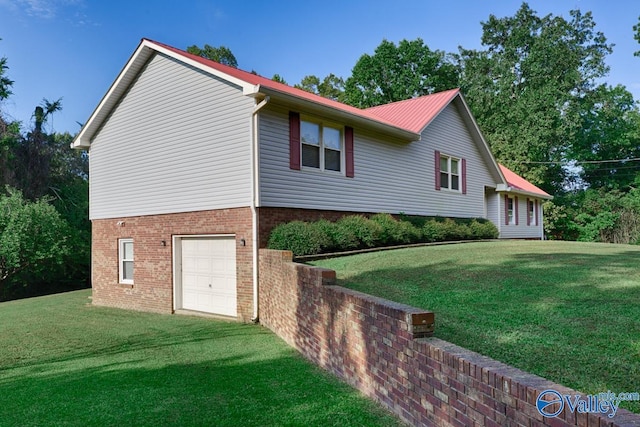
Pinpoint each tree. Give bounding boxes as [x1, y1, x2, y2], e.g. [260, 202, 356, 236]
[0, 38, 12, 102]
[634, 16, 640, 56]
[0, 41, 17, 192]
[295, 74, 344, 100]
[459, 3, 613, 192]
[186, 44, 237, 68]
[342, 38, 459, 108]
[14, 99, 63, 200]
[0, 188, 70, 297]
[271, 74, 287, 84]
[570, 85, 640, 189]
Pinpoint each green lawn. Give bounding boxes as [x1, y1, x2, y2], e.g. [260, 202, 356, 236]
[313, 240, 640, 413]
[0, 290, 402, 427]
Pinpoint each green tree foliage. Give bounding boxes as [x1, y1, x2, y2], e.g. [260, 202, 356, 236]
[0, 66, 89, 298]
[459, 3, 613, 193]
[186, 44, 238, 67]
[546, 188, 640, 244]
[295, 74, 345, 100]
[634, 16, 640, 56]
[271, 74, 287, 84]
[342, 38, 459, 108]
[13, 99, 63, 200]
[0, 188, 70, 297]
[0, 38, 12, 102]
[570, 85, 640, 189]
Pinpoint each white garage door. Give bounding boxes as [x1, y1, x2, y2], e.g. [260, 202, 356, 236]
[180, 237, 237, 316]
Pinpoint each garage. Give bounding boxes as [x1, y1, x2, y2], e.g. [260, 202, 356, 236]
[175, 235, 237, 317]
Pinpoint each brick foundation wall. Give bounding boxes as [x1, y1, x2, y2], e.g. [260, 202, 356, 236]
[259, 249, 640, 427]
[92, 207, 254, 321]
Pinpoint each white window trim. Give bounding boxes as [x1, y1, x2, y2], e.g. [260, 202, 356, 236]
[528, 199, 536, 226]
[507, 196, 516, 225]
[440, 154, 461, 193]
[118, 238, 134, 284]
[300, 117, 344, 175]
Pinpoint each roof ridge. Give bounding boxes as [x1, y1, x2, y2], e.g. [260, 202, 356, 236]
[365, 88, 460, 111]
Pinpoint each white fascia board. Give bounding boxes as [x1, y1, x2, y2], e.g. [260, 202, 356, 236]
[496, 186, 553, 200]
[71, 40, 156, 149]
[71, 39, 257, 150]
[253, 86, 420, 142]
[149, 41, 256, 93]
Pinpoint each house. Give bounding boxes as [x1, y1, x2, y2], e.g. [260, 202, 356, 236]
[72, 39, 551, 320]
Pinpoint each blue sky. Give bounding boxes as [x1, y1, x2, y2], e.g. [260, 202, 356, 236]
[0, 0, 638, 134]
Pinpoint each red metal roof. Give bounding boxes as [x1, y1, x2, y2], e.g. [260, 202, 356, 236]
[147, 39, 410, 132]
[499, 164, 551, 198]
[365, 88, 461, 133]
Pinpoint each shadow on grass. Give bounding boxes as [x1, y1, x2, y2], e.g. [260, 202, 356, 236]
[0, 353, 400, 427]
[0, 318, 262, 373]
[324, 246, 640, 412]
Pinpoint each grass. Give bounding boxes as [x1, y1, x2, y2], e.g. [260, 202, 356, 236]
[312, 240, 640, 413]
[0, 290, 402, 427]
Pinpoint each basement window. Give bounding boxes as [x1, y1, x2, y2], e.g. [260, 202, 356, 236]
[119, 238, 134, 284]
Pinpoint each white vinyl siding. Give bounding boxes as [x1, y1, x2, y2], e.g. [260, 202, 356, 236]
[485, 188, 499, 227]
[259, 102, 498, 218]
[498, 194, 544, 239]
[89, 53, 254, 219]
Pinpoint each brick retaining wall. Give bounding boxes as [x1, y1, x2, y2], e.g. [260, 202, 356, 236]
[258, 249, 640, 427]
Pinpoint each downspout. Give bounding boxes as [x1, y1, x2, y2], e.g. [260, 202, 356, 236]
[250, 96, 270, 323]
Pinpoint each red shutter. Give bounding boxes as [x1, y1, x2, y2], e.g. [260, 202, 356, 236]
[289, 112, 301, 170]
[527, 199, 531, 226]
[515, 196, 519, 225]
[435, 150, 441, 190]
[461, 158, 467, 194]
[504, 195, 509, 225]
[345, 126, 354, 178]
[535, 200, 540, 226]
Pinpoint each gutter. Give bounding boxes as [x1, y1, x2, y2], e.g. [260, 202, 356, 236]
[495, 184, 552, 201]
[247, 85, 420, 142]
[250, 95, 270, 323]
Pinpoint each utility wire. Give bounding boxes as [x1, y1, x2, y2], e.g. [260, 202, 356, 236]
[515, 157, 640, 165]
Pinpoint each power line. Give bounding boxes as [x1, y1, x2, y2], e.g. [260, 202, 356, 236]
[515, 157, 640, 165]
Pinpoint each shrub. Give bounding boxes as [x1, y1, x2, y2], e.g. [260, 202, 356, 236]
[469, 219, 499, 239]
[336, 215, 383, 248]
[370, 213, 421, 245]
[268, 214, 499, 256]
[439, 218, 461, 241]
[267, 221, 331, 256]
[315, 219, 359, 252]
[422, 220, 444, 243]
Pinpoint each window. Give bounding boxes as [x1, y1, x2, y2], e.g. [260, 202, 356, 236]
[301, 119, 342, 172]
[435, 151, 466, 193]
[119, 238, 134, 284]
[507, 197, 515, 225]
[528, 199, 535, 226]
[289, 111, 354, 177]
[439, 155, 460, 191]
[528, 199, 538, 226]
[505, 195, 518, 225]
